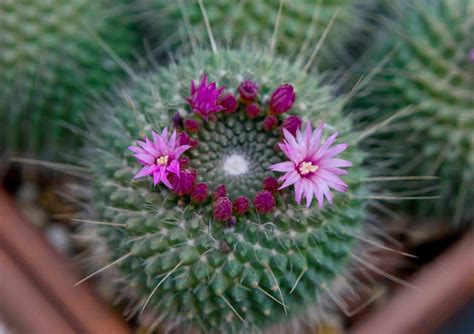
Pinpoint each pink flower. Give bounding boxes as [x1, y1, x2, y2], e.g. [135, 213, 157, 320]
[186, 74, 225, 120]
[269, 122, 351, 208]
[269, 84, 296, 115]
[128, 128, 191, 189]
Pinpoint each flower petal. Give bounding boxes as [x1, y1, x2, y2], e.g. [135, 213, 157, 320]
[319, 143, 348, 160]
[279, 171, 300, 189]
[168, 130, 177, 150]
[312, 132, 339, 160]
[294, 182, 303, 205]
[133, 165, 154, 179]
[135, 153, 154, 165]
[167, 160, 180, 175]
[319, 158, 352, 168]
[269, 161, 294, 172]
[153, 170, 162, 186]
[174, 145, 191, 159]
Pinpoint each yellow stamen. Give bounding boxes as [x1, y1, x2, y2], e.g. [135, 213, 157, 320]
[156, 155, 169, 166]
[299, 161, 318, 175]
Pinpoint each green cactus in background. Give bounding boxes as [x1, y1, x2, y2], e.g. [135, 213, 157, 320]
[136, 0, 363, 70]
[0, 0, 138, 158]
[350, 0, 474, 224]
[81, 48, 372, 332]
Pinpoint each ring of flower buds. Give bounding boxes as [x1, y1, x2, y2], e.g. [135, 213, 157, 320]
[130, 75, 350, 225]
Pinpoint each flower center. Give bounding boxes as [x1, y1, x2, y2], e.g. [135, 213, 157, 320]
[156, 155, 169, 166]
[299, 161, 318, 175]
[223, 154, 249, 176]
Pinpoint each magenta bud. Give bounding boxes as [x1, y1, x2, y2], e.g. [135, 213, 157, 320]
[180, 132, 198, 147]
[281, 115, 302, 135]
[212, 197, 233, 222]
[238, 80, 259, 101]
[245, 102, 260, 119]
[219, 93, 238, 114]
[269, 84, 296, 115]
[184, 119, 201, 133]
[253, 190, 275, 214]
[213, 184, 227, 199]
[170, 170, 196, 196]
[172, 112, 183, 129]
[179, 156, 189, 168]
[191, 182, 209, 203]
[263, 176, 279, 192]
[233, 196, 250, 215]
[178, 132, 191, 145]
[263, 115, 278, 132]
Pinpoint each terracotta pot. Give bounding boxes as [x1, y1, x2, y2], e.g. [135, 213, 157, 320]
[349, 231, 474, 334]
[0, 190, 131, 333]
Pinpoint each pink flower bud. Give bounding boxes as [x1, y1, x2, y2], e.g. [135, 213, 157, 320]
[233, 196, 250, 215]
[191, 182, 209, 203]
[253, 190, 275, 214]
[214, 184, 227, 199]
[219, 93, 238, 114]
[281, 115, 302, 135]
[238, 80, 259, 101]
[179, 132, 198, 147]
[269, 84, 296, 115]
[246, 102, 260, 119]
[263, 176, 279, 192]
[212, 197, 233, 222]
[178, 132, 191, 145]
[179, 156, 189, 168]
[170, 170, 196, 196]
[184, 119, 201, 133]
[263, 115, 278, 132]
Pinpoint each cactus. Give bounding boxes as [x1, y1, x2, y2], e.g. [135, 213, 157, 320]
[350, 0, 474, 224]
[136, 0, 363, 70]
[81, 48, 372, 332]
[0, 0, 138, 157]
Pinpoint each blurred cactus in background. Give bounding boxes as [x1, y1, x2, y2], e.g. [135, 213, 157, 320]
[135, 0, 366, 70]
[80, 48, 373, 332]
[0, 0, 138, 158]
[350, 0, 474, 225]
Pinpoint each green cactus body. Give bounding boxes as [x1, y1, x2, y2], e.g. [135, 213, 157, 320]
[85, 49, 369, 332]
[0, 0, 138, 157]
[351, 0, 474, 224]
[136, 0, 361, 70]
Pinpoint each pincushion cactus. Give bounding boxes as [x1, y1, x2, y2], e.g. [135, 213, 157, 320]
[0, 0, 138, 157]
[350, 0, 474, 224]
[135, 0, 362, 70]
[82, 49, 371, 332]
